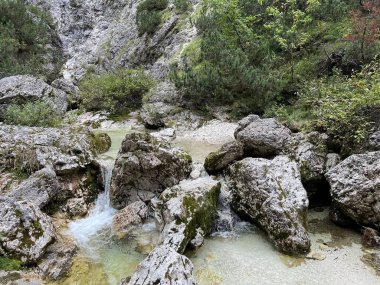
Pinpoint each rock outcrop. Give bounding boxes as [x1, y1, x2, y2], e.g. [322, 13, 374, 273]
[326, 151, 380, 229]
[226, 156, 310, 254]
[204, 141, 244, 175]
[122, 245, 196, 285]
[0, 75, 68, 118]
[0, 197, 55, 264]
[0, 124, 103, 215]
[110, 133, 192, 209]
[153, 177, 220, 253]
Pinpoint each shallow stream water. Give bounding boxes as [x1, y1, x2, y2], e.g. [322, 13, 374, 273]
[54, 128, 380, 285]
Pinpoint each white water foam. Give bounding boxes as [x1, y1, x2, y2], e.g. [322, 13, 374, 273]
[69, 159, 117, 258]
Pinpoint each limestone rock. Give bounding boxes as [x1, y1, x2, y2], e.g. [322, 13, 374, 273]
[234, 116, 292, 157]
[204, 141, 244, 175]
[122, 245, 196, 285]
[113, 201, 149, 239]
[0, 75, 68, 117]
[153, 177, 220, 253]
[110, 132, 192, 209]
[369, 130, 380, 151]
[225, 156, 310, 254]
[326, 151, 380, 229]
[362, 227, 380, 248]
[0, 197, 55, 264]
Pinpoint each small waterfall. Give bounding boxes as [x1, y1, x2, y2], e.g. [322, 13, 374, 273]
[69, 158, 117, 258]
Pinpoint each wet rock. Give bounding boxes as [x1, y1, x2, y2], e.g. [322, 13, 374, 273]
[204, 141, 244, 175]
[63, 198, 88, 218]
[110, 132, 192, 209]
[154, 177, 220, 253]
[234, 116, 292, 157]
[189, 163, 207, 180]
[326, 151, 380, 229]
[362, 227, 380, 248]
[122, 245, 196, 285]
[189, 229, 204, 250]
[0, 271, 44, 285]
[93, 132, 112, 154]
[0, 197, 55, 264]
[0, 75, 68, 117]
[226, 156, 310, 254]
[38, 236, 77, 281]
[113, 201, 149, 239]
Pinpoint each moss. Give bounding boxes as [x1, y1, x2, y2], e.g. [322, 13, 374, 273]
[0, 257, 21, 271]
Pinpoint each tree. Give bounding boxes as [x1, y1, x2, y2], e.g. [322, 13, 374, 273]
[347, 0, 380, 62]
[262, 0, 320, 81]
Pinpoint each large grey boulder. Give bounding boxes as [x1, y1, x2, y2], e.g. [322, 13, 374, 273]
[0, 124, 97, 174]
[153, 177, 220, 253]
[0, 75, 68, 117]
[326, 151, 380, 229]
[225, 156, 310, 254]
[122, 245, 196, 285]
[234, 116, 292, 157]
[110, 133, 192, 209]
[204, 141, 244, 175]
[0, 197, 55, 264]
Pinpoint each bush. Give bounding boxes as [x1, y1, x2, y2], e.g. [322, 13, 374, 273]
[4, 100, 62, 127]
[80, 69, 155, 115]
[0, 257, 21, 271]
[174, 0, 190, 13]
[0, 0, 59, 78]
[136, 0, 168, 35]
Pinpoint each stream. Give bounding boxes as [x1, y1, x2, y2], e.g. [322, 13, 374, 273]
[53, 128, 380, 285]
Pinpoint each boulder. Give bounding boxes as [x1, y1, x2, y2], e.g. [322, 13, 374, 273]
[110, 133, 192, 209]
[153, 177, 220, 253]
[204, 141, 244, 175]
[234, 116, 292, 157]
[362, 227, 380, 248]
[0, 75, 68, 117]
[0, 197, 55, 264]
[121, 245, 196, 285]
[225, 156, 310, 254]
[369, 130, 380, 151]
[0, 124, 97, 174]
[140, 103, 169, 129]
[326, 151, 380, 229]
[113, 201, 149, 239]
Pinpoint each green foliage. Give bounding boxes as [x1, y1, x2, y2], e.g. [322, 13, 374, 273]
[171, 0, 281, 116]
[80, 69, 155, 116]
[0, 257, 21, 270]
[0, 0, 58, 78]
[268, 63, 380, 154]
[136, 0, 168, 35]
[174, 0, 191, 13]
[4, 100, 62, 127]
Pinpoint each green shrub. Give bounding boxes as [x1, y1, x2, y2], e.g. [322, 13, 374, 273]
[80, 69, 155, 116]
[4, 100, 62, 127]
[174, 0, 190, 13]
[136, 0, 168, 35]
[0, 0, 59, 78]
[0, 257, 21, 270]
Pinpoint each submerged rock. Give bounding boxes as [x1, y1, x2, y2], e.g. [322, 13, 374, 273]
[153, 177, 220, 253]
[110, 132, 192, 209]
[204, 141, 244, 175]
[122, 245, 196, 285]
[234, 116, 292, 157]
[0, 197, 55, 264]
[113, 201, 149, 239]
[326, 151, 380, 229]
[226, 156, 310, 254]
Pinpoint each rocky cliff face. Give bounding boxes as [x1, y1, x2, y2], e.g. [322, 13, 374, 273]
[26, 0, 199, 86]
